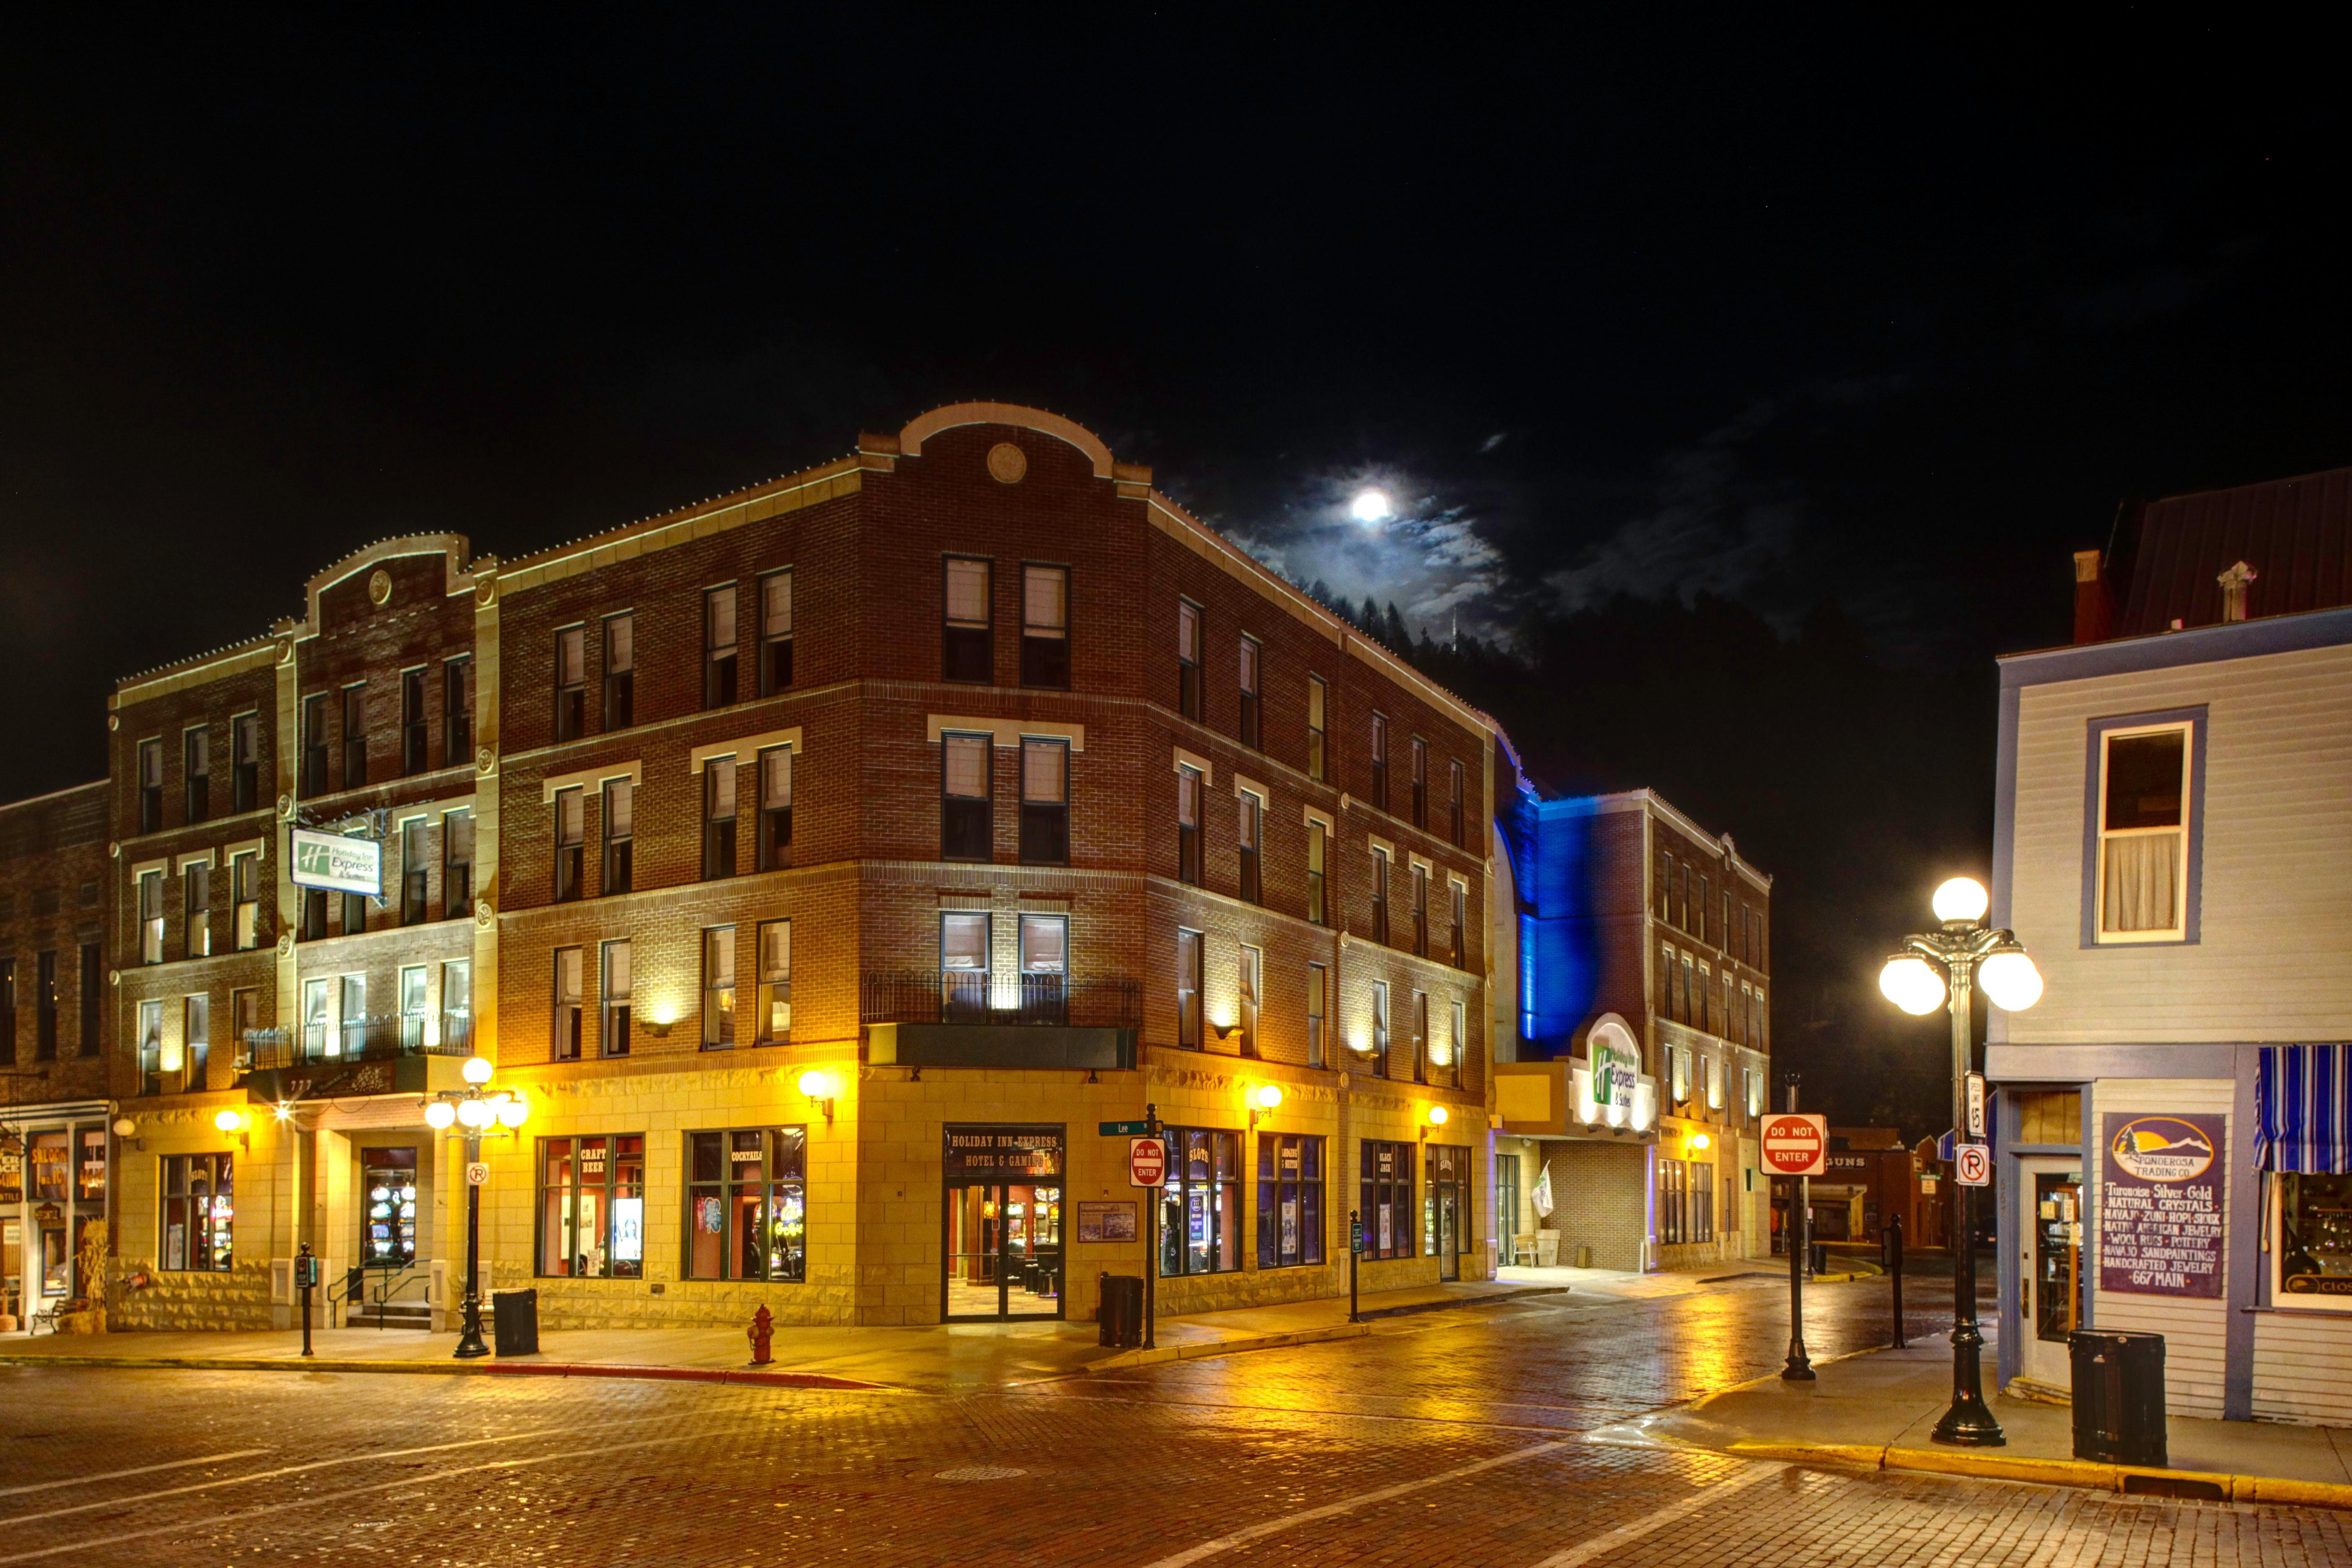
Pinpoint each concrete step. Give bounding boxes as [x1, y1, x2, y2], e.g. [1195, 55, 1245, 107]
[348, 1302, 431, 1329]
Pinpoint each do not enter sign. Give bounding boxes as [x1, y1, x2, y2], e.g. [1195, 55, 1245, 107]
[1129, 1137, 1167, 1188]
[1761, 1113, 1829, 1177]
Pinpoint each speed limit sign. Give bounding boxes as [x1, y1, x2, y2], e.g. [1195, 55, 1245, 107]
[1955, 1143, 1991, 1186]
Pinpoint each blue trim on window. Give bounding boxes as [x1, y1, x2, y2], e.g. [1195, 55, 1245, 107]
[2079, 706, 2207, 949]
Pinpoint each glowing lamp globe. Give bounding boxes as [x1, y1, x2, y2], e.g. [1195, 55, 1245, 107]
[1931, 877, 1990, 924]
[1426, 1104, 1449, 1127]
[461, 1055, 495, 1086]
[423, 1099, 457, 1130]
[212, 1108, 243, 1134]
[1879, 955, 1947, 1016]
[455, 1097, 492, 1130]
[1253, 1084, 1283, 1111]
[1689, 1132, 1712, 1151]
[496, 1096, 529, 1128]
[797, 1069, 838, 1101]
[1979, 949, 2045, 1012]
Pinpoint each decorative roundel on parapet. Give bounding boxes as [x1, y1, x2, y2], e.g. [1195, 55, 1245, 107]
[367, 568, 393, 606]
[987, 442, 1029, 484]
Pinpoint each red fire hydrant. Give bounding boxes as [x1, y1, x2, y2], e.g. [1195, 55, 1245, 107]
[748, 1305, 773, 1366]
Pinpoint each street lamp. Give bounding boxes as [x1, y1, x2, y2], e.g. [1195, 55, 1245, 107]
[422, 1055, 529, 1359]
[1879, 875, 2041, 1448]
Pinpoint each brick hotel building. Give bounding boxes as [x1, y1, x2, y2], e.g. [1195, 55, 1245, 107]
[62, 403, 1504, 1333]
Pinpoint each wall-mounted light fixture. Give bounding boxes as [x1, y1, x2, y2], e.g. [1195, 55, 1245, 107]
[112, 1115, 142, 1152]
[1211, 1018, 1240, 1041]
[646, 1016, 674, 1039]
[1248, 1082, 1282, 1129]
[1689, 1131, 1712, 1152]
[798, 1068, 841, 1123]
[213, 1107, 250, 1151]
[1421, 1104, 1449, 1139]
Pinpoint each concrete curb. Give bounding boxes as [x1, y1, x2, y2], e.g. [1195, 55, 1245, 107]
[0, 1354, 887, 1391]
[1723, 1439, 2352, 1511]
[1084, 1287, 1570, 1373]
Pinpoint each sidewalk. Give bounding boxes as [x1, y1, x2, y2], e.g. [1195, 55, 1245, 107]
[1614, 1338, 2352, 1510]
[0, 1279, 1561, 1394]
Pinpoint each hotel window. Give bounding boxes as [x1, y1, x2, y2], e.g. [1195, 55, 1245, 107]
[184, 860, 211, 958]
[1707, 1054, 1724, 1111]
[184, 993, 210, 1090]
[553, 946, 584, 1060]
[1447, 997, 1466, 1089]
[0, 958, 13, 1067]
[402, 668, 428, 774]
[1307, 818, 1328, 925]
[1360, 1139, 1415, 1259]
[400, 819, 428, 925]
[1175, 763, 1202, 885]
[1177, 600, 1202, 720]
[1369, 714, 1389, 812]
[442, 960, 472, 1051]
[1158, 1127, 1241, 1277]
[702, 758, 738, 879]
[1658, 1159, 1687, 1245]
[1176, 928, 1203, 1050]
[603, 778, 634, 895]
[1409, 737, 1427, 829]
[398, 965, 427, 1052]
[301, 694, 328, 796]
[554, 788, 585, 902]
[136, 997, 161, 1089]
[229, 712, 259, 813]
[686, 1127, 807, 1282]
[756, 921, 792, 1043]
[1306, 962, 1328, 1068]
[603, 613, 635, 730]
[1449, 880, 1466, 968]
[1411, 862, 1429, 957]
[1021, 565, 1069, 689]
[339, 975, 366, 1058]
[756, 748, 792, 871]
[701, 926, 736, 1050]
[1671, 1042, 1691, 1104]
[1657, 849, 1672, 921]
[444, 659, 472, 767]
[1752, 988, 1766, 1050]
[1449, 759, 1465, 847]
[340, 684, 366, 789]
[1681, 953, 1696, 1029]
[1238, 635, 1261, 748]
[2097, 722, 2193, 941]
[537, 1135, 645, 1279]
[184, 727, 210, 823]
[302, 977, 328, 1058]
[1697, 876, 1710, 944]
[1411, 990, 1429, 1083]
[78, 945, 98, 1057]
[342, 882, 367, 938]
[1019, 739, 1068, 866]
[1019, 915, 1065, 1023]
[138, 738, 162, 832]
[1723, 975, 1738, 1046]
[1237, 789, 1263, 905]
[943, 557, 993, 684]
[444, 809, 475, 916]
[1258, 1133, 1325, 1268]
[1370, 980, 1390, 1078]
[704, 585, 739, 708]
[139, 870, 165, 964]
[1306, 674, 1328, 781]
[760, 570, 794, 694]
[554, 627, 586, 741]
[602, 939, 632, 1057]
[160, 1153, 234, 1272]
[941, 913, 989, 1019]
[1696, 962, 1711, 1033]
[1238, 944, 1262, 1057]
[941, 733, 992, 861]
[1370, 847, 1390, 945]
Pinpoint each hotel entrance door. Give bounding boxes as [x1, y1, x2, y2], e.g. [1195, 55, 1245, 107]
[942, 1127, 1065, 1321]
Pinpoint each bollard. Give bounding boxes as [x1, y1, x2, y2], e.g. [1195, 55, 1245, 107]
[1886, 1216, 1906, 1349]
[747, 1304, 774, 1366]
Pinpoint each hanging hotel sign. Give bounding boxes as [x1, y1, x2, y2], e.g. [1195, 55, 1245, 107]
[2098, 1112, 2225, 1299]
[290, 828, 382, 896]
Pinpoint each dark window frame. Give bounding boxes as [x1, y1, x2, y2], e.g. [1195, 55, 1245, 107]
[702, 758, 738, 880]
[1369, 714, 1389, 813]
[1257, 1132, 1326, 1269]
[1019, 562, 1070, 690]
[603, 777, 634, 895]
[943, 556, 994, 685]
[554, 627, 587, 743]
[941, 732, 993, 862]
[401, 667, 429, 774]
[1237, 634, 1261, 749]
[1176, 764, 1203, 886]
[137, 738, 163, 833]
[534, 1133, 646, 1279]
[1158, 1126, 1241, 1277]
[1176, 927, 1204, 1050]
[183, 726, 210, 824]
[603, 613, 635, 731]
[444, 659, 472, 765]
[231, 712, 260, 814]
[1359, 1138, 1416, 1260]
[758, 570, 794, 696]
[160, 1152, 235, 1273]
[704, 584, 740, 709]
[756, 747, 792, 872]
[684, 1127, 808, 1283]
[1018, 738, 1069, 866]
[340, 683, 366, 790]
[554, 787, 585, 903]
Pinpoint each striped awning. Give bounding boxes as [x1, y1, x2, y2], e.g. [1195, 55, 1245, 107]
[2255, 1044, 2352, 1173]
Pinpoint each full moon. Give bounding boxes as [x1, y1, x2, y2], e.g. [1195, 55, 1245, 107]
[1350, 488, 1393, 524]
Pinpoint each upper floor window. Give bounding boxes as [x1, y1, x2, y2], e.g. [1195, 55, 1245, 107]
[340, 684, 366, 789]
[757, 748, 792, 871]
[554, 628, 586, 742]
[603, 939, 633, 1057]
[301, 695, 328, 797]
[1176, 928, 1203, 1050]
[1371, 846, 1391, 945]
[1237, 944, 1261, 1057]
[402, 668, 428, 774]
[944, 558, 993, 683]
[183, 727, 210, 824]
[1021, 565, 1069, 689]
[444, 809, 475, 916]
[603, 779, 634, 895]
[1447, 998, 1466, 1089]
[1449, 879, 1467, 968]
[2096, 722, 2192, 942]
[1657, 849, 1673, 923]
[1307, 818, 1328, 925]
[1176, 764, 1203, 886]
[701, 925, 736, 1050]
[554, 946, 585, 1061]
[444, 658, 472, 764]
[1409, 738, 1427, 829]
[1448, 759, 1465, 847]
[35, 952, 57, 1058]
[1306, 674, 1327, 781]
[1237, 788, 1263, 905]
[760, 570, 794, 694]
[1306, 962, 1328, 1069]
[1370, 980, 1390, 1078]
[1411, 862, 1429, 957]
[554, 788, 585, 903]
[1019, 739, 1069, 866]
[184, 860, 212, 958]
[704, 586, 740, 708]
[232, 850, 262, 950]
[1698, 876, 1711, 944]
[1369, 714, 1390, 813]
[941, 732, 991, 861]
[139, 870, 165, 964]
[1411, 990, 1429, 1083]
[702, 759, 738, 879]
[1177, 600, 1202, 720]
[231, 712, 260, 813]
[603, 614, 635, 730]
[1238, 636, 1261, 749]
[756, 920, 792, 1043]
[138, 739, 162, 833]
[400, 818, 428, 926]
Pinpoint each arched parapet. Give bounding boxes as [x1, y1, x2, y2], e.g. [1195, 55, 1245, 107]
[898, 402, 1116, 478]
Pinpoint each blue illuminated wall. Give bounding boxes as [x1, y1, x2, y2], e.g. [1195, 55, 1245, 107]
[1498, 787, 1615, 1060]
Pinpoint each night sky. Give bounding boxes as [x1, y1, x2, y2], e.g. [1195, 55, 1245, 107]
[5, 17, 2343, 1131]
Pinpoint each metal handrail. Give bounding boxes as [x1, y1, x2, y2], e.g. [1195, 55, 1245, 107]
[241, 1017, 473, 1074]
[859, 971, 1141, 1029]
[329, 1260, 427, 1329]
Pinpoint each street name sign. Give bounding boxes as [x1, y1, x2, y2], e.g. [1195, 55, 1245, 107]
[1955, 1143, 1991, 1186]
[1099, 1120, 1151, 1137]
[1761, 1113, 1829, 1176]
[1129, 1137, 1166, 1188]
[1351, 1217, 1364, 1255]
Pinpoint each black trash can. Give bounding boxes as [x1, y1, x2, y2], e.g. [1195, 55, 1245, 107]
[1097, 1274, 1143, 1349]
[1808, 1242, 1828, 1276]
[491, 1288, 540, 1357]
[2070, 1330, 2166, 1466]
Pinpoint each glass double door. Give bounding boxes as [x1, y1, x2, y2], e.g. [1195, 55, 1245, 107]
[945, 1181, 1062, 1320]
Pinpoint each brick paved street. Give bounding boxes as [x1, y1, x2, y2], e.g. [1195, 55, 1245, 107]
[3, 1276, 2344, 1566]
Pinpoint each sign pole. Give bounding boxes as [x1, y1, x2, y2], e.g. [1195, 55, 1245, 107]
[1930, 959, 2002, 1446]
[1781, 1078, 1813, 1380]
[1348, 1209, 1360, 1323]
[297, 1242, 315, 1357]
[1143, 1103, 1159, 1352]
[454, 1127, 489, 1359]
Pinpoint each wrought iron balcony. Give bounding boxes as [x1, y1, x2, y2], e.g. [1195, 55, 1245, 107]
[240, 1014, 475, 1075]
[860, 971, 1141, 1031]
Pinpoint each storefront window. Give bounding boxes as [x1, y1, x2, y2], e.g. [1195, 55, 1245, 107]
[2276, 1171, 2352, 1310]
[1159, 1127, 1240, 1276]
[686, 1127, 807, 1282]
[537, 1135, 645, 1278]
[31, 1132, 69, 1202]
[160, 1153, 233, 1273]
[77, 1128, 106, 1201]
[1359, 1139, 1415, 1259]
[1256, 1133, 1324, 1268]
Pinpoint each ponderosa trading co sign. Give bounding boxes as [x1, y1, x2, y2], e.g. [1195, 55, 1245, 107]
[290, 828, 382, 896]
[2099, 1112, 2226, 1299]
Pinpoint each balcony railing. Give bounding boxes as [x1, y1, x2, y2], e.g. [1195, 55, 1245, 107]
[240, 1015, 474, 1074]
[861, 971, 1142, 1031]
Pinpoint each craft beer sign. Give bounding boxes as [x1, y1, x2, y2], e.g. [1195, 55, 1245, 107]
[2099, 1112, 2225, 1299]
[1761, 1113, 1828, 1177]
[290, 828, 382, 896]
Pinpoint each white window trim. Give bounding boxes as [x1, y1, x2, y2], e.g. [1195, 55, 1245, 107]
[542, 760, 644, 801]
[2092, 719, 2195, 945]
[1367, 833, 1396, 860]
[1232, 772, 1269, 804]
[175, 848, 217, 873]
[1302, 804, 1336, 833]
[1171, 745, 1212, 786]
[926, 715, 1086, 752]
[1407, 851, 1434, 878]
[690, 730, 803, 774]
[1447, 871, 1469, 895]
[227, 834, 268, 866]
[130, 856, 170, 882]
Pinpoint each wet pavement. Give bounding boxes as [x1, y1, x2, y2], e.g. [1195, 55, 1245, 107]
[2, 1272, 2345, 1566]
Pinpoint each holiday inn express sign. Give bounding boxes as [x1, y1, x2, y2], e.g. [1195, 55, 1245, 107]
[290, 827, 382, 896]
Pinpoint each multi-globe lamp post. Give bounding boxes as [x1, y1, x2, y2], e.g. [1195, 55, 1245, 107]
[1879, 875, 2044, 1447]
[421, 1055, 529, 1359]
